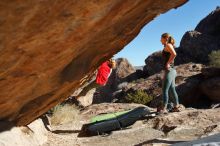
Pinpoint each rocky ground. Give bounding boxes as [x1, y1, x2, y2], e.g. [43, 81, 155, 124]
[42, 103, 220, 146]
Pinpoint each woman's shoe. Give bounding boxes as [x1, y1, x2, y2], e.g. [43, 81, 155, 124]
[157, 107, 168, 115]
[171, 105, 181, 112]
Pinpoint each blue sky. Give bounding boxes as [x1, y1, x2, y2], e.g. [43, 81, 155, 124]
[114, 0, 220, 66]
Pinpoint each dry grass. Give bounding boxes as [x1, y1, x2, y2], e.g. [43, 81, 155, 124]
[50, 104, 80, 126]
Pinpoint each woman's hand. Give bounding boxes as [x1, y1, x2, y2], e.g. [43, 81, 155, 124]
[165, 63, 170, 70]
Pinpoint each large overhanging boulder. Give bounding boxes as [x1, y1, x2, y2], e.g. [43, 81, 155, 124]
[0, 0, 188, 126]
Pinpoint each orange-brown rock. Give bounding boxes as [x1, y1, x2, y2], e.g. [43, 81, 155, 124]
[0, 0, 188, 125]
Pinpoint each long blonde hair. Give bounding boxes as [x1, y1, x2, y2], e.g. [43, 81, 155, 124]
[161, 33, 175, 46]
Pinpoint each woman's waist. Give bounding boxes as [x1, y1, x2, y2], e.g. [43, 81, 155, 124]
[164, 67, 176, 73]
[163, 62, 174, 69]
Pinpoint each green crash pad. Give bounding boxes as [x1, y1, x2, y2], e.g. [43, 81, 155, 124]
[91, 110, 130, 123]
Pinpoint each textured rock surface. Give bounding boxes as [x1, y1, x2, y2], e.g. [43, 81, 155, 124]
[145, 108, 220, 141]
[0, 0, 188, 125]
[113, 58, 146, 87]
[0, 119, 48, 146]
[77, 88, 96, 107]
[200, 77, 220, 102]
[115, 58, 136, 79]
[143, 51, 163, 76]
[176, 31, 220, 64]
[201, 67, 220, 78]
[195, 6, 220, 37]
[200, 67, 220, 103]
[200, 67, 220, 102]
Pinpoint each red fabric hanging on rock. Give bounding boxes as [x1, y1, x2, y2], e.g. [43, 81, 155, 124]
[96, 61, 111, 86]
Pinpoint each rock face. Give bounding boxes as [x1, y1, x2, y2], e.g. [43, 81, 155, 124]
[106, 58, 136, 91]
[200, 77, 220, 102]
[0, 0, 188, 125]
[0, 119, 48, 146]
[145, 108, 220, 141]
[143, 51, 163, 76]
[77, 88, 96, 107]
[200, 67, 220, 102]
[144, 7, 220, 76]
[115, 58, 136, 79]
[176, 30, 220, 65]
[201, 67, 220, 78]
[195, 6, 220, 38]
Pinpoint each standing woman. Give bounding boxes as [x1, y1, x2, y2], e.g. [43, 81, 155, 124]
[159, 33, 180, 113]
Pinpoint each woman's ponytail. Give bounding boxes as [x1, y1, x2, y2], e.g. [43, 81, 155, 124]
[168, 36, 175, 45]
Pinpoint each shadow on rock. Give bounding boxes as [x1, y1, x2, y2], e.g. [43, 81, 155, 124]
[0, 120, 14, 132]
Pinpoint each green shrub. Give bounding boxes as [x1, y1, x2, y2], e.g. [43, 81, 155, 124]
[209, 50, 220, 68]
[125, 90, 153, 105]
